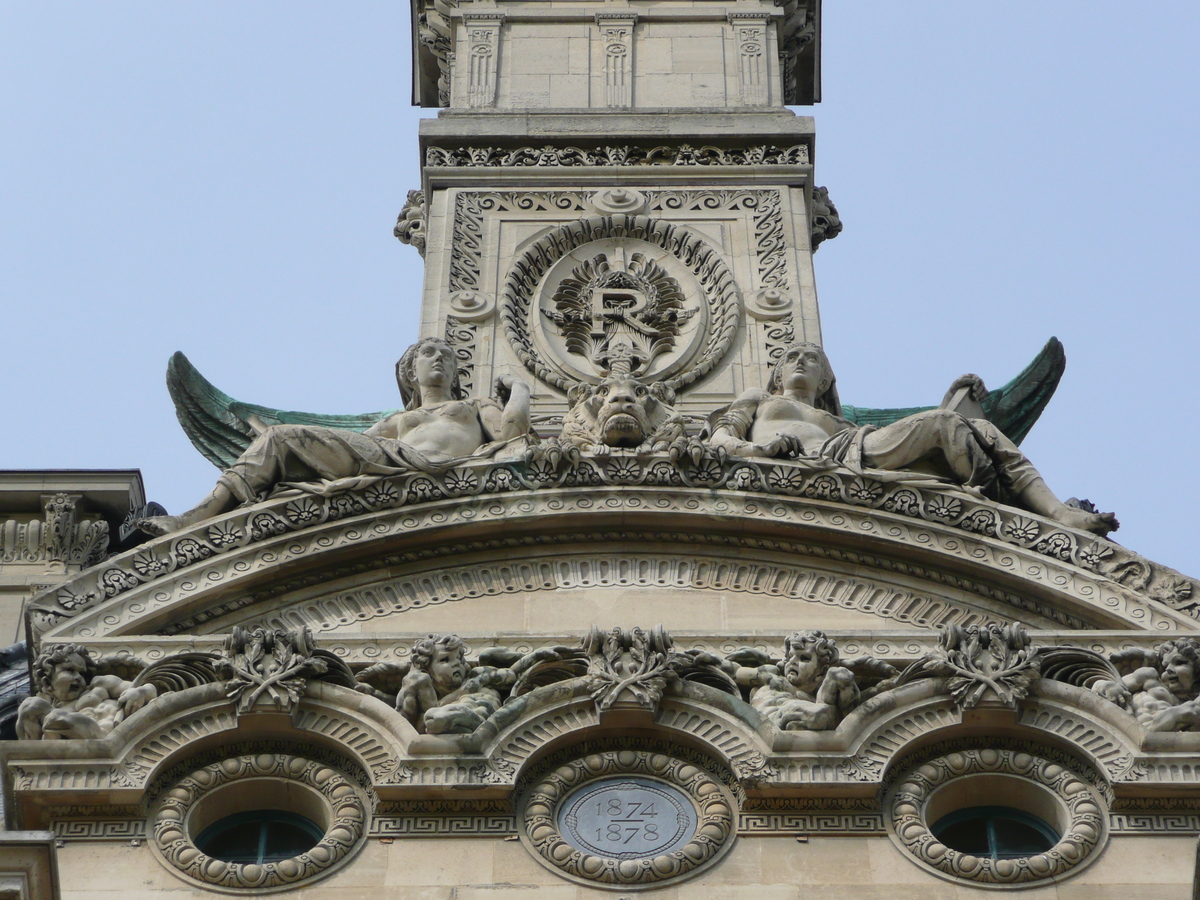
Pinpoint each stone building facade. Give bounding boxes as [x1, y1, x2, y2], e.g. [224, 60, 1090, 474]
[3, 3, 1200, 899]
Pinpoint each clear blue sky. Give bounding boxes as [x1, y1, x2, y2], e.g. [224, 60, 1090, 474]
[2, 4, 1197, 575]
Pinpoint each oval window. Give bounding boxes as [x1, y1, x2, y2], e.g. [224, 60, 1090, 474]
[931, 806, 1059, 860]
[194, 810, 324, 865]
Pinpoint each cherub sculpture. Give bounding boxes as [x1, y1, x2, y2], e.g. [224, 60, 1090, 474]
[1092, 639, 1200, 732]
[16, 644, 157, 740]
[706, 341, 1118, 535]
[357, 634, 580, 735]
[141, 338, 532, 535]
[719, 631, 897, 731]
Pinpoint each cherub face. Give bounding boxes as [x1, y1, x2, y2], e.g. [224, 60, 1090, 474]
[783, 645, 822, 691]
[48, 655, 88, 703]
[1161, 649, 1196, 697]
[428, 646, 468, 694]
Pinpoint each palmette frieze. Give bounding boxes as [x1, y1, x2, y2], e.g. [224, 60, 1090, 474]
[28, 453, 1198, 639]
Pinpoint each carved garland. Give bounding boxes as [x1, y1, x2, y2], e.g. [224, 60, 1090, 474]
[521, 750, 735, 887]
[151, 753, 368, 891]
[887, 748, 1106, 886]
[500, 214, 740, 392]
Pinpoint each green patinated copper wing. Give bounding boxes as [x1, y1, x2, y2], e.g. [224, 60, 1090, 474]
[841, 337, 1065, 446]
[166, 351, 399, 469]
[167, 338, 1065, 469]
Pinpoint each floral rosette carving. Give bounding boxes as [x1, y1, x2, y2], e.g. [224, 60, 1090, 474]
[151, 754, 368, 890]
[887, 748, 1105, 885]
[521, 750, 734, 887]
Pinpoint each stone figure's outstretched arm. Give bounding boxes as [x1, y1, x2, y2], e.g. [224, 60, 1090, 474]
[707, 390, 805, 459]
[706, 390, 763, 457]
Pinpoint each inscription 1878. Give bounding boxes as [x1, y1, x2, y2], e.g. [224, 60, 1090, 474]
[557, 777, 698, 860]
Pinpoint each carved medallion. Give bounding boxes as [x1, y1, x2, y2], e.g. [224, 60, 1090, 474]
[519, 750, 735, 888]
[558, 777, 697, 859]
[502, 215, 741, 392]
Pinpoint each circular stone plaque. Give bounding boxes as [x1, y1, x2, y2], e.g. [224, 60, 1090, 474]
[558, 777, 697, 860]
[520, 750, 736, 888]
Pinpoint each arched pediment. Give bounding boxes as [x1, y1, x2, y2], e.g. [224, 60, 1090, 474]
[25, 459, 1200, 641]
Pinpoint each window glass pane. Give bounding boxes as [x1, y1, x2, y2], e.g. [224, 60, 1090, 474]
[262, 820, 323, 861]
[932, 815, 990, 854]
[991, 816, 1056, 858]
[197, 820, 265, 864]
[931, 806, 1058, 861]
[196, 811, 323, 865]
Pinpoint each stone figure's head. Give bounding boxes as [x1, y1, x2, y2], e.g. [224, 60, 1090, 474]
[396, 338, 466, 410]
[33, 643, 95, 704]
[567, 376, 676, 448]
[768, 342, 842, 416]
[782, 630, 839, 692]
[411, 633, 469, 694]
[1158, 638, 1200, 699]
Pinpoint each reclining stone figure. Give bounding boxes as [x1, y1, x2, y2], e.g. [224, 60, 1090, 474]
[16, 644, 157, 740]
[706, 341, 1118, 536]
[141, 338, 532, 535]
[359, 634, 577, 735]
[718, 630, 897, 731]
[1093, 639, 1200, 732]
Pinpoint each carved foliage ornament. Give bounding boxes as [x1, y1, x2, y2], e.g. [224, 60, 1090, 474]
[1, 493, 108, 566]
[887, 748, 1106, 885]
[151, 753, 368, 891]
[426, 143, 809, 168]
[584, 625, 689, 712]
[219, 626, 356, 714]
[897, 623, 1041, 710]
[521, 750, 734, 887]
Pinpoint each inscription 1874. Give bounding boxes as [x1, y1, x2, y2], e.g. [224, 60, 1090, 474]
[558, 777, 698, 860]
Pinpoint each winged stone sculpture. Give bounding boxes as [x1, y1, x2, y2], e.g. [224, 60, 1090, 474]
[166, 338, 1067, 469]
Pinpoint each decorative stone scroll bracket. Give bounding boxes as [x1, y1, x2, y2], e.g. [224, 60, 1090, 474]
[1, 494, 109, 567]
[462, 13, 504, 108]
[595, 13, 637, 109]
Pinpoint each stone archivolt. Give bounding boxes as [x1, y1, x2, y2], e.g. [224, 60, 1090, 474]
[26, 450, 1197, 640]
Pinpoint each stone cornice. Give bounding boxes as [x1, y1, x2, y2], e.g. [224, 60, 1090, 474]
[27, 454, 1199, 640]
